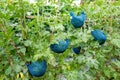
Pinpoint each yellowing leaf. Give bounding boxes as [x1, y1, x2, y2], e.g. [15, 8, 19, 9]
[17, 72, 24, 79]
[67, 65, 71, 71]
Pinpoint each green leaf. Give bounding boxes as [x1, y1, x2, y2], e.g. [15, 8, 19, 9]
[24, 40, 32, 47]
[14, 64, 22, 73]
[5, 67, 12, 75]
[19, 47, 26, 55]
[111, 39, 120, 48]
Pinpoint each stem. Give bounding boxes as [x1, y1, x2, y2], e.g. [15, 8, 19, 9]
[9, 57, 13, 66]
[0, 20, 7, 35]
[10, 40, 25, 61]
[19, 0, 26, 39]
[37, 7, 40, 26]
[1, 20, 15, 67]
[110, 16, 113, 33]
[80, 0, 85, 5]
[10, 40, 21, 56]
[50, 31, 53, 42]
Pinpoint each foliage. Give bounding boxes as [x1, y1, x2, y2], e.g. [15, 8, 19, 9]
[0, 0, 120, 80]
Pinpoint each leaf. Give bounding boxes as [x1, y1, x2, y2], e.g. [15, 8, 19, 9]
[113, 60, 120, 68]
[85, 57, 99, 69]
[111, 39, 120, 48]
[103, 69, 111, 78]
[18, 47, 26, 55]
[77, 55, 86, 64]
[0, 75, 5, 80]
[5, 67, 12, 75]
[14, 64, 22, 73]
[24, 40, 32, 47]
[66, 70, 79, 80]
